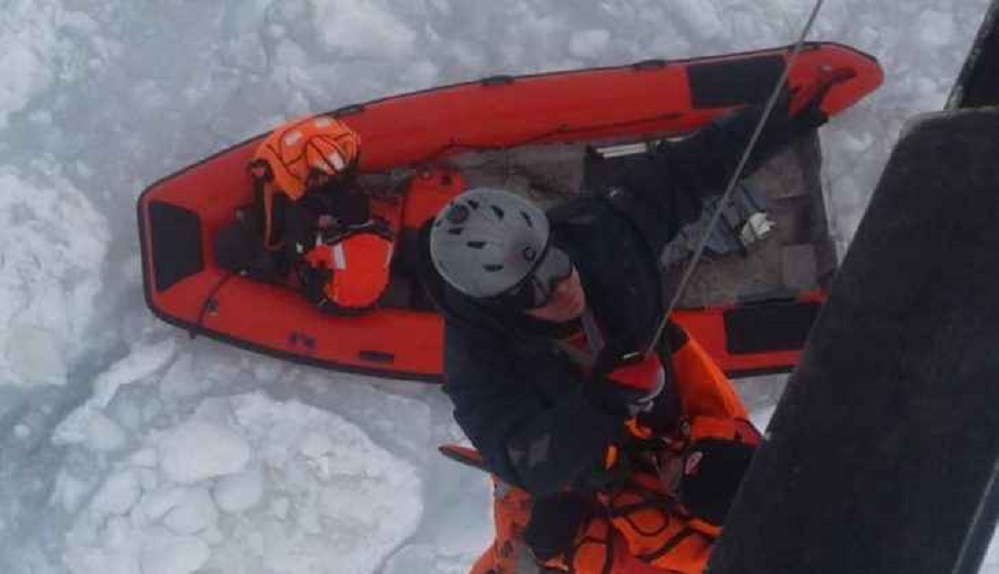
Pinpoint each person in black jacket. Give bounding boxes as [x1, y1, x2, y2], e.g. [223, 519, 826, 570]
[424, 73, 850, 574]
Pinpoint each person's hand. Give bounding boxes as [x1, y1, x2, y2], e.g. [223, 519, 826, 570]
[523, 492, 593, 562]
[595, 351, 666, 416]
[605, 352, 664, 394]
[678, 437, 757, 526]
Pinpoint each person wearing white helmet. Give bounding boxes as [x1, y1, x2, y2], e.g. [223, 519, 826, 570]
[423, 73, 851, 574]
[429, 188, 585, 320]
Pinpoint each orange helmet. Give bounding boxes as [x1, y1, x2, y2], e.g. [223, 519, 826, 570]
[252, 115, 361, 200]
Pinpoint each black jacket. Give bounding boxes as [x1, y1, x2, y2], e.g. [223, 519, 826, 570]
[428, 102, 825, 496]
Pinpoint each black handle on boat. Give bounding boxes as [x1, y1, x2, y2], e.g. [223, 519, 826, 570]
[480, 75, 515, 86]
[332, 104, 366, 118]
[631, 59, 668, 71]
[359, 350, 395, 364]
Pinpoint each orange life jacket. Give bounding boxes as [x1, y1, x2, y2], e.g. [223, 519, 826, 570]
[302, 226, 394, 313]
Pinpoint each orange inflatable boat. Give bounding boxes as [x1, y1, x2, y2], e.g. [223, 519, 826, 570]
[138, 42, 882, 381]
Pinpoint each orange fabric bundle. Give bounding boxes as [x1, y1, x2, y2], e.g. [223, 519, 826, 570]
[303, 231, 393, 311]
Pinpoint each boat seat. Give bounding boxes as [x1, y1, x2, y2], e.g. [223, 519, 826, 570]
[212, 204, 288, 282]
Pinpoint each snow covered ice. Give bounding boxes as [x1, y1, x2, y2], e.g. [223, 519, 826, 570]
[0, 0, 996, 573]
[57, 391, 422, 574]
[0, 160, 108, 388]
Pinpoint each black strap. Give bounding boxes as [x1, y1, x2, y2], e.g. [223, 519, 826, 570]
[606, 486, 677, 539]
[437, 444, 490, 472]
[636, 526, 701, 563]
[580, 309, 607, 356]
[551, 308, 605, 374]
[189, 271, 237, 340]
[559, 507, 616, 574]
[247, 158, 272, 234]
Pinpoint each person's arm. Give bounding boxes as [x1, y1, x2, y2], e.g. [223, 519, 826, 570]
[281, 200, 317, 261]
[667, 71, 854, 192]
[443, 321, 627, 496]
[600, 73, 853, 257]
[661, 103, 818, 193]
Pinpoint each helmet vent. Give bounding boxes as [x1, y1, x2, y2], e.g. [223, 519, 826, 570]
[446, 204, 470, 224]
[428, 188, 549, 299]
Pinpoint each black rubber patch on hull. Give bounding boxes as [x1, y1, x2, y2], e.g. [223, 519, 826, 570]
[724, 300, 820, 354]
[688, 55, 785, 108]
[149, 201, 204, 292]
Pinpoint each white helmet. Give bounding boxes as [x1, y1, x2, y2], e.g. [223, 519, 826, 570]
[429, 188, 551, 300]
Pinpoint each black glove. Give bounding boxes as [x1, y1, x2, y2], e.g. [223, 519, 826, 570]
[678, 438, 758, 526]
[523, 492, 593, 562]
[298, 264, 332, 308]
[664, 319, 688, 350]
